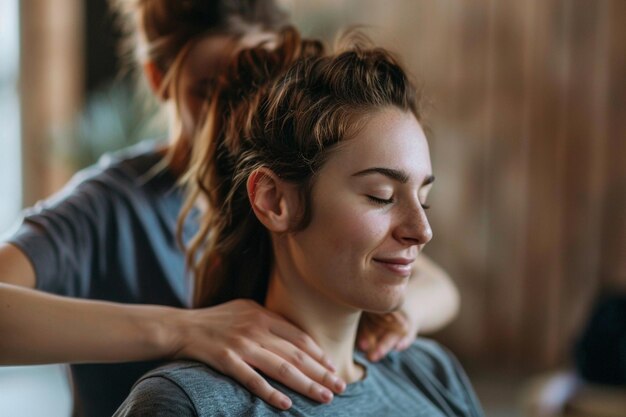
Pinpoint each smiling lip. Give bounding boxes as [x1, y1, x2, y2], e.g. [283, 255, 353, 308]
[372, 257, 415, 277]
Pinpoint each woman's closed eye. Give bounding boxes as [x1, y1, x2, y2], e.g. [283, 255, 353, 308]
[367, 194, 431, 210]
[367, 195, 394, 205]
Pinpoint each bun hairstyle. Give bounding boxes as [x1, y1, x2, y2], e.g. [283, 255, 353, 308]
[110, 0, 288, 73]
[109, 0, 288, 168]
[179, 26, 423, 309]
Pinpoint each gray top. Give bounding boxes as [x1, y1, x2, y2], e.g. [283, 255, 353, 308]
[8, 141, 196, 417]
[114, 339, 484, 417]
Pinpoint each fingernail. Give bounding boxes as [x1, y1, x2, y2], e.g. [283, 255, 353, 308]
[320, 388, 333, 402]
[334, 379, 346, 392]
[280, 397, 292, 409]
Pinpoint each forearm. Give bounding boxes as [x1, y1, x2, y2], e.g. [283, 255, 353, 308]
[0, 283, 182, 365]
[404, 254, 460, 334]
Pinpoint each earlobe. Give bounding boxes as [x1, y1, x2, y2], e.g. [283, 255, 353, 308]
[247, 168, 292, 233]
[143, 61, 169, 100]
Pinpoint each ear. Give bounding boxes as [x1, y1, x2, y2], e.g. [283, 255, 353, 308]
[143, 61, 169, 100]
[247, 168, 296, 233]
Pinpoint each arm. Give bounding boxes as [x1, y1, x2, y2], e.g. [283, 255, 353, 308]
[0, 243, 344, 409]
[357, 253, 459, 361]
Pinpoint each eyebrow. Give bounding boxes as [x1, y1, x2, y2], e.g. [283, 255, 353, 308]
[352, 167, 435, 186]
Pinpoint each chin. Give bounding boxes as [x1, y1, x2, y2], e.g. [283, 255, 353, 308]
[361, 292, 406, 314]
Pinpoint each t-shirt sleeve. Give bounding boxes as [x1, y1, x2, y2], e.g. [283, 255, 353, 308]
[113, 376, 197, 417]
[7, 174, 116, 297]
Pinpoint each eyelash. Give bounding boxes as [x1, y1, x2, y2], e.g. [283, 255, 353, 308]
[367, 195, 394, 205]
[366, 195, 431, 210]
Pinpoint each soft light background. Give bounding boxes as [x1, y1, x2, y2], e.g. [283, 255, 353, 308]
[1, 1, 624, 416]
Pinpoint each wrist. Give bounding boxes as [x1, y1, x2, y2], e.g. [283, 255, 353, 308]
[138, 305, 188, 360]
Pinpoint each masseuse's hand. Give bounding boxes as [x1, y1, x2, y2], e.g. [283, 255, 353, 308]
[357, 308, 418, 362]
[170, 299, 345, 410]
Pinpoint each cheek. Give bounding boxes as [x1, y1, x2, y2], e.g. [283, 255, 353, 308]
[315, 199, 390, 254]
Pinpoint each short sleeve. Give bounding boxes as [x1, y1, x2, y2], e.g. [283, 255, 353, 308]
[113, 376, 197, 417]
[8, 175, 116, 297]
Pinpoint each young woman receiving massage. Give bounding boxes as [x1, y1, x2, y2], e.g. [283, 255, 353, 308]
[114, 28, 483, 416]
[0, 1, 458, 415]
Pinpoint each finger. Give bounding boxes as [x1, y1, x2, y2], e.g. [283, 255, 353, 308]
[356, 323, 375, 352]
[247, 347, 335, 404]
[222, 353, 293, 410]
[395, 334, 415, 351]
[266, 339, 345, 394]
[357, 337, 370, 351]
[269, 319, 336, 372]
[368, 332, 403, 362]
[360, 323, 388, 360]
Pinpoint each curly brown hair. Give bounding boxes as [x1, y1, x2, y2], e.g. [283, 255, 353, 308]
[179, 26, 423, 310]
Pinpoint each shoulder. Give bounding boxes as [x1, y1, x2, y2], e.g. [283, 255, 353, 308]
[20, 140, 174, 219]
[96, 140, 169, 182]
[129, 361, 260, 416]
[400, 338, 459, 371]
[380, 338, 484, 416]
[388, 338, 468, 387]
[114, 369, 197, 417]
[71, 140, 172, 195]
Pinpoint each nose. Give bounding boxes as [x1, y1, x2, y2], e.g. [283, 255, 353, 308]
[393, 204, 433, 246]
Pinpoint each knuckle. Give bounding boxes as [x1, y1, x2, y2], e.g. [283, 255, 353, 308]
[228, 336, 257, 358]
[290, 350, 306, 368]
[239, 324, 256, 338]
[216, 348, 232, 361]
[278, 361, 294, 378]
[294, 333, 313, 350]
[227, 335, 248, 350]
[321, 371, 331, 385]
[307, 381, 319, 397]
[245, 376, 266, 395]
[214, 349, 235, 371]
[267, 389, 284, 406]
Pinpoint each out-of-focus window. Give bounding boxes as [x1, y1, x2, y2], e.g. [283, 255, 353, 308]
[0, 0, 21, 234]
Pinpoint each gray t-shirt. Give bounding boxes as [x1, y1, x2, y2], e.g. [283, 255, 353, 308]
[8, 141, 196, 417]
[114, 339, 484, 417]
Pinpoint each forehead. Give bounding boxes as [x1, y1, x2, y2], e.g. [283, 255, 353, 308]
[322, 108, 432, 180]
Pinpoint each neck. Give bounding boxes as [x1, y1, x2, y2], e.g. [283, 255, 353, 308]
[264, 256, 365, 383]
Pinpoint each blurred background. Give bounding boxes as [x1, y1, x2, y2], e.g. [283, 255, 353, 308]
[1, 0, 625, 416]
